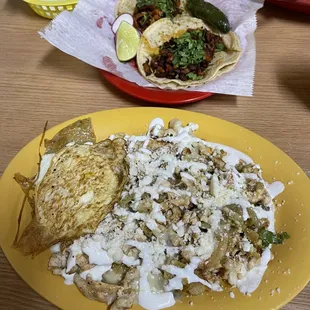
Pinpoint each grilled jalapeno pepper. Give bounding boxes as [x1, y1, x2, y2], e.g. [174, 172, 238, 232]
[186, 0, 231, 34]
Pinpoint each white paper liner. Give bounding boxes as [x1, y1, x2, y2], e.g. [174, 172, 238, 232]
[39, 0, 265, 96]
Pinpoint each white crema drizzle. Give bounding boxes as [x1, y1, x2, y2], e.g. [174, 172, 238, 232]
[49, 118, 284, 307]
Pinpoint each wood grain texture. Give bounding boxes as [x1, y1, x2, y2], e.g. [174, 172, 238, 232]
[0, 0, 309, 309]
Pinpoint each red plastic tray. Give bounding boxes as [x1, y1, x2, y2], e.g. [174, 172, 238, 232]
[100, 70, 213, 105]
[266, 0, 310, 14]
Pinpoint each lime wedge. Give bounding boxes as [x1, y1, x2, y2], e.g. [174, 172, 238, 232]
[116, 21, 140, 62]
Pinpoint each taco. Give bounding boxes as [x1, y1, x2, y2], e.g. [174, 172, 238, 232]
[115, 0, 185, 32]
[136, 16, 242, 89]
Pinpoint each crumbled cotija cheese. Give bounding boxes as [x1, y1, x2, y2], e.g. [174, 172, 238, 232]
[55, 118, 286, 310]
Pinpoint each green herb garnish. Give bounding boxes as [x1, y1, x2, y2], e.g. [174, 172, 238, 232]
[141, 13, 150, 25]
[136, 0, 176, 17]
[136, 0, 155, 8]
[259, 229, 290, 248]
[215, 43, 226, 52]
[166, 30, 205, 68]
[186, 72, 204, 81]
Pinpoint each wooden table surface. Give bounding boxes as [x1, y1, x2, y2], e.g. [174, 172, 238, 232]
[0, 1, 309, 309]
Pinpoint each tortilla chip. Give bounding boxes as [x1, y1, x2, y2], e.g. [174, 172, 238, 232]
[44, 118, 96, 154]
[13, 119, 128, 256]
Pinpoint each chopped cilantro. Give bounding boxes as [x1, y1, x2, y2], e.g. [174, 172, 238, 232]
[166, 30, 205, 68]
[141, 13, 150, 25]
[187, 72, 204, 81]
[215, 43, 226, 52]
[136, 0, 176, 17]
[259, 229, 290, 248]
[136, 0, 155, 8]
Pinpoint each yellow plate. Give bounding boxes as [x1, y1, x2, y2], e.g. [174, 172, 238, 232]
[0, 108, 309, 310]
